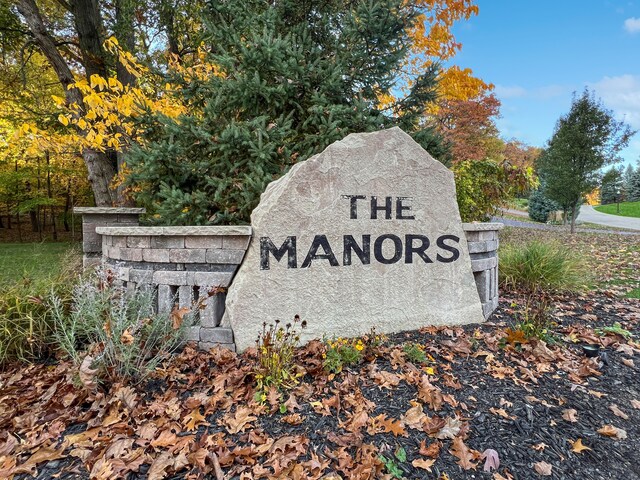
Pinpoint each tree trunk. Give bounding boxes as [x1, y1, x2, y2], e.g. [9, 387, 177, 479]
[570, 204, 577, 234]
[46, 151, 58, 240]
[29, 210, 39, 232]
[85, 148, 117, 206]
[17, 211, 22, 242]
[16, 0, 118, 207]
[111, 0, 137, 206]
[63, 181, 71, 232]
[159, 0, 180, 56]
[69, 0, 108, 78]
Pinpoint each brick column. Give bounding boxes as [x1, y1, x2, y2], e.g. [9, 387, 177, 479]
[74, 207, 145, 269]
[463, 222, 504, 319]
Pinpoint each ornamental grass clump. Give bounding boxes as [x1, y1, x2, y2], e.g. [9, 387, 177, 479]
[53, 269, 193, 386]
[500, 240, 587, 339]
[0, 248, 80, 365]
[254, 316, 306, 401]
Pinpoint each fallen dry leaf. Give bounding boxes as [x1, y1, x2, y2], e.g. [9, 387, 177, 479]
[222, 406, 257, 434]
[435, 416, 462, 440]
[534, 461, 553, 476]
[561, 408, 578, 422]
[493, 473, 513, 480]
[482, 448, 500, 472]
[631, 399, 640, 409]
[170, 306, 191, 329]
[609, 404, 629, 420]
[587, 389, 607, 398]
[570, 438, 592, 454]
[11, 447, 65, 476]
[419, 439, 441, 458]
[402, 402, 427, 430]
[450, 436, 478, 470]
[79, 355, 98, 389]
[597, 425, 627, 439]
[183, 408, 208, 431]
[490, 407, 514, 420]
[621, 358, 634, 367]
[282, 413, 303, 425]
[120, 329, 134, 345]
[412, 458, 436, 471]
[616, 344, 635, 356]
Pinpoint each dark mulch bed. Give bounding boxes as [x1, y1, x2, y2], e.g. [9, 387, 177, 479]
[2, 294, 640, 480]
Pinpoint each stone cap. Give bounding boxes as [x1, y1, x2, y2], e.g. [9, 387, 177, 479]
[96, 225, 252, 236]
[462, 222, 504, 232]
[74, 207, 146, 214]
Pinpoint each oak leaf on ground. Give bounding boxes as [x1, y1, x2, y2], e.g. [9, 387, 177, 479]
[222, 406, 257, 434]
[412, 458, 436, 471]
[570, 438, 592, 454]
[449, 436, 479, 470]
[435, 416, 461, 439]
[597, 425, 627, 439]
[609, 404, 629, 420]
[419, 439, 441, 457]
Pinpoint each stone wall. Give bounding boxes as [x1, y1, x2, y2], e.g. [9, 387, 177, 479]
[462, 222, 503, 318]
[76, 209, 503, 351]
[95, 226, 252, 351]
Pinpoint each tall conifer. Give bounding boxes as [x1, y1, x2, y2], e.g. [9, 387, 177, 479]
[126, 0, 445, 224]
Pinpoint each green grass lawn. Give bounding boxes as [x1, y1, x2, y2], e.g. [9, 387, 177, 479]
[594, 201, 640, 218]
[0, 242, 78, 285]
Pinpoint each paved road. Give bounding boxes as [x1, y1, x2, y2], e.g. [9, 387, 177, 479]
[578, 205, 640, 231]
[492, 217, 640, 236]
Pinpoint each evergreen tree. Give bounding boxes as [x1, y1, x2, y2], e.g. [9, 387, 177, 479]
[125, 0, 446, 225]
[628, 167, 640, 202]
[623, 163, 637, 200]
[528, 188, 560, 223]
[536, 89, 635, 233]
[600, 167, 623, 205]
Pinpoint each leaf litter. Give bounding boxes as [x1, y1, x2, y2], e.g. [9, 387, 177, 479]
[1, 228, 640, 479]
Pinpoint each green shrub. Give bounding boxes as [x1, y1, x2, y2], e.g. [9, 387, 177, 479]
[253, 317, 306, 401]
[0, 248, 80, 365]
[528, 189, 561, 223]
[500, 241, 586, 339]
[454, 159, 536, 222]
[53, 272, 193, 386]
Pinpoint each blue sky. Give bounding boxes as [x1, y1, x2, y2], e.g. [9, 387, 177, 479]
[449, 0, 640, 167]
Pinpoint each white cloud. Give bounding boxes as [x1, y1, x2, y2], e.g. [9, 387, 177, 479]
[494, 85, 527, 98]
[624, 17, 640, 33]
[494, 84, 569, 101]
[590, 74, 640, 129]
[532, 85, 569, 99]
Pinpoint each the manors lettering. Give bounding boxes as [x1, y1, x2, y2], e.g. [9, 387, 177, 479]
[259, 195, 461, 270]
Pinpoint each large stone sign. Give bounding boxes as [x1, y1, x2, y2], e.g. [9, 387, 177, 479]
[223, 127, 485, 351]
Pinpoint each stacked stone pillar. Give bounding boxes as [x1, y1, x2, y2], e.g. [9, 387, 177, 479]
[462, 223, 503, 318]
[74, 207, 146, 269]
